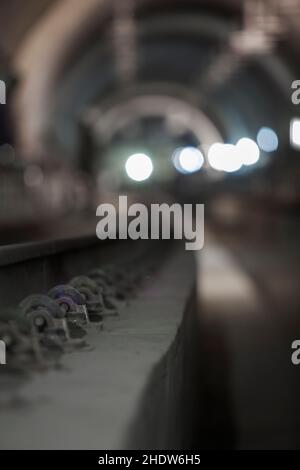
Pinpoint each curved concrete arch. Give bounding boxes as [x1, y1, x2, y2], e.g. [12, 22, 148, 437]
[13, 0, 297, 162]
[14, 0, 110, 158]
[94, 94, 224, 150]
[13, 0, 238, 159]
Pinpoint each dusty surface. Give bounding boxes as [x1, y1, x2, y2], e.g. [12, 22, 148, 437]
[0, 249, 194, 450]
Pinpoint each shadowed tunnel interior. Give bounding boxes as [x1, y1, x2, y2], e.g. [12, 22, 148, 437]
[0, 0, 300, 451]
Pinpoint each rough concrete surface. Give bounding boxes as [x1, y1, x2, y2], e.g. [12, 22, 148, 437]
[0, 249, 194, 450]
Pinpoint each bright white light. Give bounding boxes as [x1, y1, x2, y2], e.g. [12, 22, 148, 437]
[208, 143, 242, 173]
[236, 138, 260, 166]
[208, 143, 224, 171]
[125, 153, 153, 181]
[179, 147, 204, 173]
[290, 118, 300, 149]
[172, 147, 204, 174]
[257, 127, 279, 152]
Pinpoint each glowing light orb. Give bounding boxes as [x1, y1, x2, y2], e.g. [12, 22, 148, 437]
[172, 147, 204, 174]
[208, 143, 242, 173]
[236, 138, 260, 166]
[125, 153, 153, 181]
[257, 127, 279, 152]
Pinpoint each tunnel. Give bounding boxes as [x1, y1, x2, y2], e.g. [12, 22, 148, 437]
[0, 0, 300, 454]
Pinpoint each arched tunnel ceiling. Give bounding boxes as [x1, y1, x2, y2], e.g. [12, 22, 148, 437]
[0, 0, 59, 56]
[1, 0, 299, 182]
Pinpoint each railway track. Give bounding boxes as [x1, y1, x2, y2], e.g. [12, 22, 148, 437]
[0, 236, 173, 393]
[2, 227, 299, 450]
[0, 236, 195, 449]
